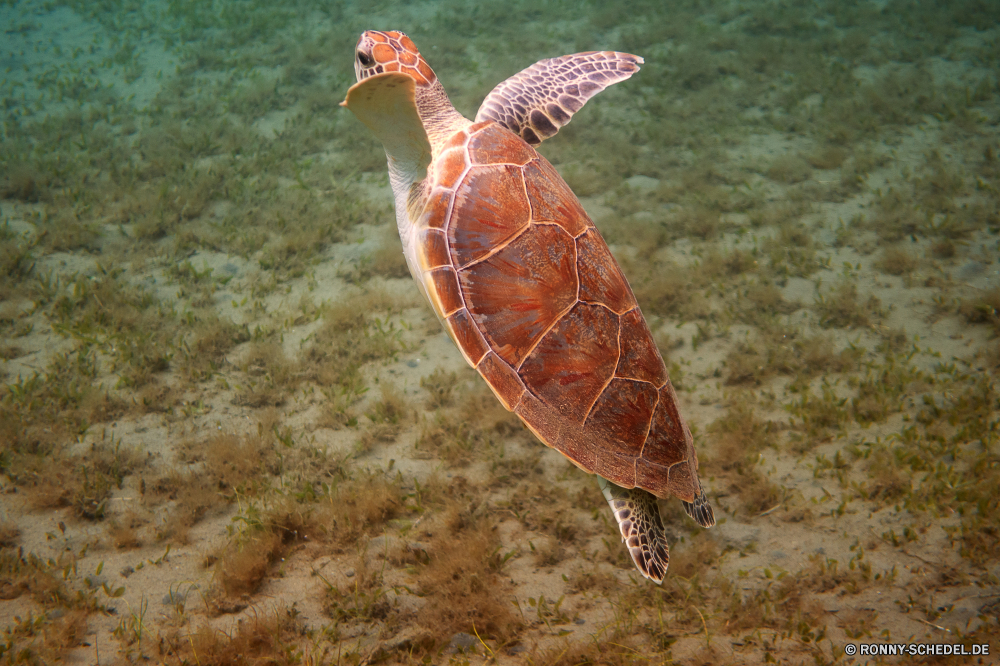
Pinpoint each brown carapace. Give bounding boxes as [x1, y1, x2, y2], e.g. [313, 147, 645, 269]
[343, 30, 714, 583]
[420, 121, 700, 500]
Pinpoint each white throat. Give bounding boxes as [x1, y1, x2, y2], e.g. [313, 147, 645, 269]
[384, 151, 427, 299]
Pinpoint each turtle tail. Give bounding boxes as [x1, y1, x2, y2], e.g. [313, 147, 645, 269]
[683, 489, 715, 528]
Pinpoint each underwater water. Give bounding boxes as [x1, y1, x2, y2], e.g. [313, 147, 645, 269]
[1, 0, 999, 663]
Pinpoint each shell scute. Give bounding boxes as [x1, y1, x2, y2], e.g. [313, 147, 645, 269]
[468, 124, 535, 166]
[468, 120, 493, 134]
[423, 189, 452, 230]
[435, 149, 468, 189]
[641, 383, 689, 468]
[449, 164, 530, 267]
[523, 159, 590, 236]
[443, 130, 468, 151]
[446, 308, 489, 367]
[555, 426, 601, 474]
[616, 308, 668, 386]
[426, 266, 463, 318]
[417, 228, 450, 270]
[576, 229, 637, 314]
[459, 223, 577, 367]
[515, 392, 563, 451]
[584, 378, 658, 457]
[518, 302, 619, 424]
[634, 459, 670, 498]
[553, 422, 639, 485]
[477, 351, 527, 410]
[666, 460, 695, 500]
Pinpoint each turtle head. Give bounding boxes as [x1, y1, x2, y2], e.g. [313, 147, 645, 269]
[354, 30, 437, 87]
[344, 30, 468, 172]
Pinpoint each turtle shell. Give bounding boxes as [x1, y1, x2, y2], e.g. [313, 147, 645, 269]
[415, 121, 700, 502]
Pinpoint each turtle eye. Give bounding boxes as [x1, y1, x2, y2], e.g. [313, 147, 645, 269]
[357, 51, 374, 67]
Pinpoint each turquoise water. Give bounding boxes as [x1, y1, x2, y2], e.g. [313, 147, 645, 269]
[1, 1, 998, 663]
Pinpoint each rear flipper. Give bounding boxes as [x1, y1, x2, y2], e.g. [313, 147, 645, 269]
[598, 477, 670, 584]
[683, 489, 716, 528]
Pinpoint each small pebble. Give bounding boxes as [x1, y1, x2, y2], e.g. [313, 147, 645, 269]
[84, 575, 107, 589]
[163, 589, 189, 606]
[448, 632, 478, 652]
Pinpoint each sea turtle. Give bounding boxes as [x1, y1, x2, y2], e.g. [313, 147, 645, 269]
[341, 30, 714, 583]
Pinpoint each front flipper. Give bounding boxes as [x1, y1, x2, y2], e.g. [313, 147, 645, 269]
[341, 71, 432, 176]
[598, 476, 669, 584]
[475, 51, 643, 145]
